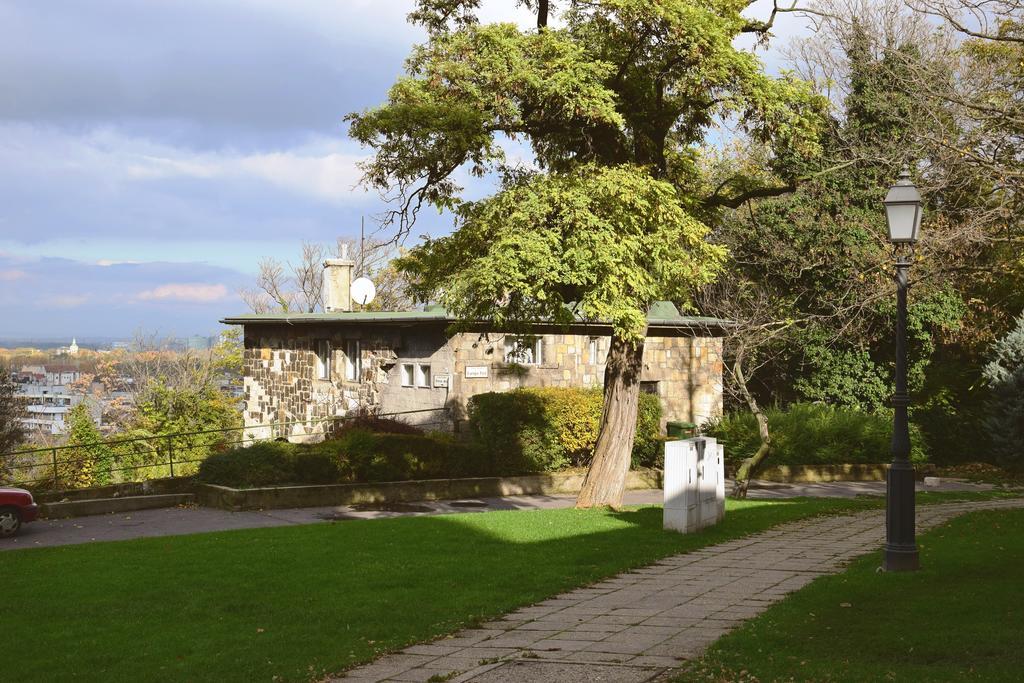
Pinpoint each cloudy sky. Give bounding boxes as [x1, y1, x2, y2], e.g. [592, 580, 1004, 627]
[0, 0, 810, 341]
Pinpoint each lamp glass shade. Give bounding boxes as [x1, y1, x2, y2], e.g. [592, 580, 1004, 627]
[885, 202, 921, 242]
[883, 171, 923, 244]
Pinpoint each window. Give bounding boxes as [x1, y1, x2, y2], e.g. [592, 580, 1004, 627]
[416, 364, 431, 388]
[588, 337, 600, 363]
[504, 337, 544, 365]
[315, 340, 331, 380]
[344, 340, 361, 382]
[401, 363, 415, 387]
[640, 381, 659, 395]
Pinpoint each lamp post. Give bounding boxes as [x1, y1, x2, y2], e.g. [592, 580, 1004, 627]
[882, 169, 923, 572]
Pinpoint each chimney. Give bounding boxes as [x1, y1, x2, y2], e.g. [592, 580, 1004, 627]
[323, 244, 355, 312]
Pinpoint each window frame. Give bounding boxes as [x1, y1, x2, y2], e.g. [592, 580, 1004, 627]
[503, 336, 544, 366]
[416, 364, 432, 388]
[400, 363, 415, 387]
[315, 340, 331, 380]
[344, 339, 361, 382]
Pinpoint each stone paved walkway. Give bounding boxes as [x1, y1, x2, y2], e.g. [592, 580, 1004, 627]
[331, 498, 1024, 683]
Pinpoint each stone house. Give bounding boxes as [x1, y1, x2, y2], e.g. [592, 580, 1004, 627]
[221, 258, 730, 441]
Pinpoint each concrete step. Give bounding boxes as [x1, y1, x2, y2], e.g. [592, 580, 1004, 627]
[41, 493, 196, 519]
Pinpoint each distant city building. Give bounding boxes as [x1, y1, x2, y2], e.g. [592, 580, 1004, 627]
[56, 338, 81, 356]
[16, 384, 98, 435]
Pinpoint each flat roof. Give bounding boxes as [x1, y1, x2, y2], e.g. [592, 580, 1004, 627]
[221, 302, 732, 335]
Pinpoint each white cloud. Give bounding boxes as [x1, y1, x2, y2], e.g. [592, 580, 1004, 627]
[136, 283, 229, 303]
[0, 269, 26, 281]
[41, 294, 90, 308]
[0, 125, 369, 205]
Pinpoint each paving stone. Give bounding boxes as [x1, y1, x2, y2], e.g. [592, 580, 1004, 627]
[462, 661, 660, 682]
[528, 638, 594, 652]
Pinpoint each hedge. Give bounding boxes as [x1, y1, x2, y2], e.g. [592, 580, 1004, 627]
[197, 430, 487, 488]
[704, 402, 928, 467]
[198, 388, 666, 488]
[467, 387, 663, 475]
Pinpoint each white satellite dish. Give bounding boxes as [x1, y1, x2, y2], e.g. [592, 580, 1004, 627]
[350, 277, 377, 306]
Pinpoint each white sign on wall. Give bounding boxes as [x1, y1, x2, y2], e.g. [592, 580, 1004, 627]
[434, 375, 451, 388]
[465, 366, 489, 379]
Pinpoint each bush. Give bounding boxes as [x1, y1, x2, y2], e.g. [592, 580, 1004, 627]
[704, 402, 928, 467]
[197, 441, 297, 488]
[632, 393, 664, 468]
[332, 415, 425, 437]
[468, 387, 663, 475]
[290, 449, 343, 484]
[322, 429, 485, 482]
[197, 431, 485, 487]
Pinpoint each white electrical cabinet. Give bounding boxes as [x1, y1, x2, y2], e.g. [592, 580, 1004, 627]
[663, 437, 725, 534]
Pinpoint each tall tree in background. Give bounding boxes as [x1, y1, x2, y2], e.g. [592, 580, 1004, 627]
[349, 0, 825, 507]
[0, 368, 26, 481]
[699, 3, 969, 494]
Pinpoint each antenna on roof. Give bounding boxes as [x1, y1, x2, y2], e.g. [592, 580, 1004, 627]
[360, 216, 365, 276]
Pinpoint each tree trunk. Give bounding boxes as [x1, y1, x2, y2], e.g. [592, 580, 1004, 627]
[537, 0, 549, 29]
[731, 348, 771, 499]
[576, 332, 645, 509]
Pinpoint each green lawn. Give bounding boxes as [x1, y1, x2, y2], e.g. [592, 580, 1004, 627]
[2, 492, 1011, 683]
[682, 506, 1024, 682]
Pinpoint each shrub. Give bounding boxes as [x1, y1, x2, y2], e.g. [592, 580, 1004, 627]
[632, 393, 664, 469]
[468, 388, 664, 475]
[289, 450, 342, 484]
[322, 429, 486, 482]
[704, 402, 928, 467]
[197, 441, 297, 488]
[982, 314, 1024, 468]
[331, 415, 425, 437]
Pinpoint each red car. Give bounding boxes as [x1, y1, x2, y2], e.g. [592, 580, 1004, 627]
[0, 487, 39, 537]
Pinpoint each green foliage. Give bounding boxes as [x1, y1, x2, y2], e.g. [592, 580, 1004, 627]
[62, 404, 114, 488]
[197, 442, 297, 489]
[197, 431, 483, 488]
[351, 2, 824, 495]
[129, 383, 242, 478]
[398, 164, 726, 342]
[327, 429, 484, 482]
[982, 314, 1024, 467]
[793, 343, 891, 411]
[632, 394, 665, 469]
[467, 387, 662, 474]
[0, 368, 25, 481]
[705, 402, 927, 467]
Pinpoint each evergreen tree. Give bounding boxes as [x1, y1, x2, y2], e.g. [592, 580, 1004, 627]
[0, 368, 26, 481]
[983, 315, 1024, 467]
[63, 404, 113, 488]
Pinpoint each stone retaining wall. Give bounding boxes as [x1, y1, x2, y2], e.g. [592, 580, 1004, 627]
[195, 469, 664, 512]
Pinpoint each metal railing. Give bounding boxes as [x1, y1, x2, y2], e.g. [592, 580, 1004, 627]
[0, 408, 452, 491]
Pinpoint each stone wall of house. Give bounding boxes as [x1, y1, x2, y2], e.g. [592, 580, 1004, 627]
[241, 324, 723, 441]
[445, 332, 723, 430]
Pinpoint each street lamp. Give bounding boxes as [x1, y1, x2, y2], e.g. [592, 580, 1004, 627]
[882, 169, 922, 572]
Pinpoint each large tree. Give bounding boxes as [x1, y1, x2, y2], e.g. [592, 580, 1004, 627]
[349, 0, 825, 507]
[0, 368, 26, 481]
